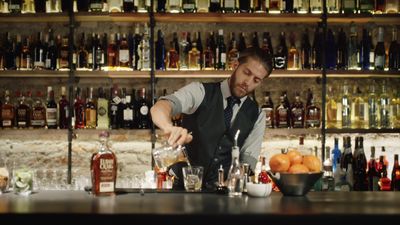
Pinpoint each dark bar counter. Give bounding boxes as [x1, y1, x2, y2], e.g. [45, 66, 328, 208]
[0, 190, 400, 225]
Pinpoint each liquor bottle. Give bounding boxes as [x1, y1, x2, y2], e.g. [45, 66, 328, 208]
[238, 0, 251, 12]
[1, 90, 15, 128]
[261, 91, 274, 128]
[96, 87, 109, 129]
[87, 33, 95, 70]
[140, 25, 150, 71]
[91, 131, 117, 196]
[45, 29, 57, 71]
[77, 33, 89, 70]
[93, 33, 103, 71]
[195, 32, 203, 69]
[388, 27, 399, 71]
[35, 0, 46, 12]
[358, 0, 373, 13]
[20, 36, 32, 70]
[203, 34, 215, 70]
[326, 29, 337, 70]
[261, 32, 273, 58]
[385, 0, 398, 13]
[378, 156, 391, 191]
[341, 83, 351, 128]
[118, 88, 126, 129]
[258, 156, 271, 184]
[326, 86, 338, 128]
[209, 0, 221, 12]
[275, 94, 290, 128]
[223, 0, 236, 12]
[274, 32, 287, 70]
[380, 146, 389, 168]
[351, 86, 366, 129]
[301, 29, 311, 70]
[353, 136, 368, 191]
[391, 154, 400, 191]
[327, 0, 339, 13]
[132, 25, 142, 70]
[374, 27, 386, 71]
[305, 89, 320, 128]
[348, 23, 359, 70]
[253, 0, 266, 12]
[367, 84, 378, 128]
[322, 146, 335, 191]
[391, 90, 400, 129]
[287, 32, 299, 70]
[122, 91, 135, 129]
[74, 87, 85, 129]
[110, 87, 120, 129]
[119, 33, 130, 69]
[227, 139, 243, 197]
[77, 0, 89, 11]
[137, 87, 150, 129]
[367, 146, 379, 191]
[33, 32, 46, 70]
[380, 82, 390, 128]
[227, 40, 239, 70]
[341, 0, 356, 13]
[16, 92, 30, 128]
[59, 37, 69, 70]
[14, 34, 22, 70]
[188, 42, 201, 70]
[339, 136, 353, 191]
[107, 33, 117, 70]
[311, 27, 322, 70]
[166, 41, 179, 70]
[46, 0, 62, 12]
[156, 0, 166, 12]
[291, 92, 304, 128]
[251, 32, 259, 49]
[337, 28, 348, 70]
[122, 0, 134, 12]
[368, 31, 375, 70]
[216, 29, 227, 70]
[182, 0, 196, 12]
[46, 86, 57, 129]
[89, 0, 103, 11]
[310, 0, 322, 13]
[283, 0, 294, 13]
[178, 32, 189, 70]
[236, 32, 246, 53]
[359, 28, 371, 70]
[85, 87, 97, 129]
[332, 137, 341, 173]
[58, 86, 69, 129]
[167, 0, 181, 13]
[9, 0, 22, 13]
[31, 91, 46, 128]
[155, 29, 166, 71]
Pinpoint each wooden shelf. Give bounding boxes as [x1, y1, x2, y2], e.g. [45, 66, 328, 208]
[75, 12, 149, 22]
[265, 128, 321, 137]
[326, 70, 400, 78]
[326, 128, 400, 134]
[328, 14, 400, 24]
[0, 13, 69, 23]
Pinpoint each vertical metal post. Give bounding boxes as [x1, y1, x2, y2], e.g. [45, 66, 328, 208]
[321, 0, 328, 161]
[67, 1, 75, 185]
[149, 1, 156, 169]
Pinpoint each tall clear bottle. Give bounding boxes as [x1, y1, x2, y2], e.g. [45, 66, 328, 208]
[227, 131, 243, 197]
[179, 32, 189, 70]
[348, 23, 359, 70]
[326, 86, 338, 128]
[379, 82, 390, 128]
[368, 84, 378, 128]
[341, 83, 351, 128]
[385, 0, 399, 13]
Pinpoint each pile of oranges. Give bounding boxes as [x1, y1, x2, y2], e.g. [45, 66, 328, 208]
[269, 149, 321, 173]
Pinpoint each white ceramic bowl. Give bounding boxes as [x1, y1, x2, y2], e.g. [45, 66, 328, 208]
[246, 182, 272, 197]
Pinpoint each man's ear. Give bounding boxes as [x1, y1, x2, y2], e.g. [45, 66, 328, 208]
[232, 60, 239, 70]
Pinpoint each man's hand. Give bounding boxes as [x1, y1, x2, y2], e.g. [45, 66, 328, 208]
[163, 125, 193, 147]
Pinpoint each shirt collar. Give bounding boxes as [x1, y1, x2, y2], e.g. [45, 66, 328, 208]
[221, 79, 247, 104]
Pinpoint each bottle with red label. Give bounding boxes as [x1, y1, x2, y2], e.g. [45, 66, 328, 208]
[258, 156, 271, 184]
[91, 131, 117, 196]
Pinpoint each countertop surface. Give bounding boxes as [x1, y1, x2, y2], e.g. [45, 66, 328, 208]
[0, 190, 400, 225]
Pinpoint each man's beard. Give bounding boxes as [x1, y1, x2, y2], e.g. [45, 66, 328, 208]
[229, 69, 247, 98]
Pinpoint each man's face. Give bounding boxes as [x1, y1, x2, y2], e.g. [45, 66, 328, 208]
[229, 58, 268, 98]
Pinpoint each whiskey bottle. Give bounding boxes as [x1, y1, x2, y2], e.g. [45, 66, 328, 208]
[374, 27, 386, 71]
[261, 91, 274, 128]
[274, 32, 287, 70]
[31, 91, 46, 128]
[96, 87, 109, 129]
[91, 131, 117, 196]
[188, 42, 201, 70]
[209, 0, 221, 12]
[46, 86, 57, 129]
[388, 27, 399, 71]
[341, 83, 351, 128]
[287, 32, 299, 70]
[326, 86, 338, 128]
[20, 36, 32, 70]
[16, 92, 30, 129]
[391, 154, 400, 191]
[85, 87, 97, 129]
[305, 90, 320, 128]
[59, 37, 69, 70]
[378, 156, 391, 191]
[140, 24, 150, 71]
[275, 95, 290, 128]
[300, 29, 311, 70]
[106, 33, 117, 70]
[155, 29, 166, 71]
[182, 0, 196, 12]
[58, 86, 69, 129]
[137, 87, 150, 129]
[118, 33, 130, 69]
[322, 147, 335, 191]
[353, 136, 368, 191]
[291, 92, 305, 128]
[367, 146, 379, 191]
[1, 90, 15, 128]
[77, 33, 89, 70]
[122, 0, 134, 12]
[74, 87, 85, 129]
[216, 29, 226, 70]
[166, 41, 179, 70]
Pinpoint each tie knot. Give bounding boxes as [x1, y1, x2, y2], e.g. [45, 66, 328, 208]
[227, 96, 240, 107]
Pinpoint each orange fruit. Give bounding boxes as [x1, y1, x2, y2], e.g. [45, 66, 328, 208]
[287, 150, 303, 166]
[302, 155, 322, 172]
[288, 164, 310, 173]
[269, 153, 290, 173]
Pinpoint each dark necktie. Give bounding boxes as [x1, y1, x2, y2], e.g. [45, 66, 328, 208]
[224, 96, 240, 128]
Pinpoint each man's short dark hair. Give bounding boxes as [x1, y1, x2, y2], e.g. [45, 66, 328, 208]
[238, 47, 273, 77]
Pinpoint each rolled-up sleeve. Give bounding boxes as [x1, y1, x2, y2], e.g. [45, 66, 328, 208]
[159, 82, 205, 116]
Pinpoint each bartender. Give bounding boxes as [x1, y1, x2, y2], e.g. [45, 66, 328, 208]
[150, 47, 273, 190]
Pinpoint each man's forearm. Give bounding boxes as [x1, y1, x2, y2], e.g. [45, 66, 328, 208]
[150, 100, 174, 131]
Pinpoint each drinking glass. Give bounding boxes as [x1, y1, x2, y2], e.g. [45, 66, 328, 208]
[13, 168, 34, 196]
[182, 166, 203, 192]
[152, 143, 189, 170]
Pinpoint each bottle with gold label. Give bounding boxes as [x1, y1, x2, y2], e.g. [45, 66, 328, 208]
[91, 131, 117, 196]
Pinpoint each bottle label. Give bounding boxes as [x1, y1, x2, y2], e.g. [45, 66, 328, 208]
[1, 108, 13, 120]
[2, 120, 11, 127]
[99, 181, 114, 192]
[274, 56, 286, 69]
[88, 53, 93, 64]
[119, 49, 129, 64]
[90, 3, 103, 9]
[98, 105, 108, 117]
[375, 55, 384, 68]
[46, 108, 57, 125]
[183, 4, 195, 9]
[262, 107, 273, 127]
[113, 96, 121, 105]
[45, 58, 51, 68]
[140, 105, 149, 115]
[221, 53, 226, 63]
[225, 0, 235, 8]
[9, 4, 20, 10]
[123, 108, 133, 121]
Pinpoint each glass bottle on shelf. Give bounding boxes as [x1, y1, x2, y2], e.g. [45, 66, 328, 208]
[310, 0, 322, 13]
[367, 146, 379, 191]
[1, 90, 14, 128]
[261, 91, 274, 128]
[77, 33, 89, 70]
[353, 136, 368, 191]
[119, 33, 130, 69]
[388, 27, 399, 71]
[326, 29, 337, 70]
[23, 0, 36, 13]
[326, 86, 338, 128]
[203, 33, 215, 70]
[137, 87, 150, 129]
[275, 94, 290, 128]
[392, 90, 400, 129]
[274, 32, 287, 70]
[268, 0, 280, 13]
[209, 0, 221, 12]
[287, 32, 299, 71]
[46, 86, 57, 129]
[91, 131, 117, 196]
[237, 32, 247, 52]
[136, 0, 149, 12]
[351, 86, 367, 129]
[391, 154, 400, 191]
[168, 0, 181, 13]
[341, 0, 356, 13]
[156, 29, 166, 71]
[379, 82, 390, 129]
[132, 25, 142, 70]
[378, 155, 391, 191]
[110, 86, 120, 129]
[85, 87, 97, 129]
[156, 0, 166, 12]
[341, 83, 351, 128]
[89, 0, 103, 11]
[367, 84, 378, 128]
[195, 32, 203, 70]
[251, 32, 259, 49]
[97, 87, 109, 129]
[166, 41, 179, 70]
[253, 0, 266, 12]
[348, 23, 359, 70]
[261, 32, 273, 58]
[322, 146, 335, 191]
[31, 91, 46, 128]
[291, 92, 304, 128]
[385, 0, 399, 13]
[122, 92, 135, 129]
[283, 0, 294, 13]
[182, 0, 196, 12]
[359, 28, 371, 71]
[74, 87, 85, 129]
[358, 0, 373, 13]
[34, 0, 45, 12]
[223, 0, 236, 12]
[311, 27, 322, 70]
[337, 28, 348, 70]
[188, 42, 201, 71]
[227, 40, 239, 70]
[46, 29, 57, 71]
[197, 0, 209, 12]
[216, 29, 226, 70]
[20, 36, 32, 70]
[327, 0, 339, 13]
[140, 24, 150, 71]
[300, 29, 311, 70]
[297, 0, 310, 13]
[332, 137, 341, 174]
[367, 30, 375, 70]
[33, 32, 45, 70]
[16, 92, 30, 129]
[179, 32, 189, 70]
[59, 37, 70, 70]
[9, 0, 22, 13]
[305, 89, 320, 128]
[374, 27, 386, 71]
[58, 86, 69, 129]
[238, 0, 251, 12]
[46, 0, 62, 12]
[123, 0, 135, 12]
[339, 136, 353, 191]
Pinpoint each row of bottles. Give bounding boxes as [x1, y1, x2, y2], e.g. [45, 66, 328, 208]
[2, 24, 398, 72]
[326, 81, 400, 129]
[322, 136, 400, 191]
[0, 0, 398, 14]
[261, 89, 321, 129]
[0, 85, 151, 129]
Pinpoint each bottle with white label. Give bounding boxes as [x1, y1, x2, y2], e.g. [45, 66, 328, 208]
[91, 131, 117, 196]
